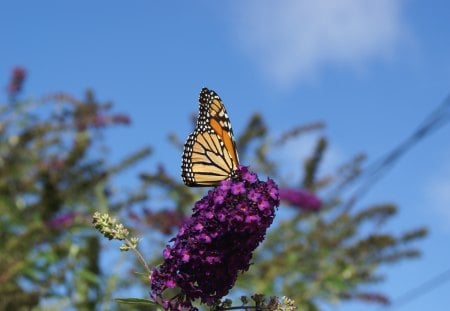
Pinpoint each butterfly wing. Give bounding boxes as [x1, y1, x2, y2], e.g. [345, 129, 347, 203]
[181, 88, 240, 187]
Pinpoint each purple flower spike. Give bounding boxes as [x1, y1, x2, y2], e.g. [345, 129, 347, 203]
[46, 212, 76, 230]
[7, 66, 26, 97]
[150, 166, 279, 310]
[279, 188, 321, 211]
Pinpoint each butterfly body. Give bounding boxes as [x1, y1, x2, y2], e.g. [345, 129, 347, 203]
[181, 88, 240, 187]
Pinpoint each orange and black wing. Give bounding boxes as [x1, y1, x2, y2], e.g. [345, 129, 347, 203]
[181, 88, 240, 187]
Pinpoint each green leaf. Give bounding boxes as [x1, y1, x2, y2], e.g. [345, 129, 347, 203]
[114, 298, 157, 306]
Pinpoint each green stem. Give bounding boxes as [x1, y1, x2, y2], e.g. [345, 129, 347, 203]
[125, 238, 151, 275]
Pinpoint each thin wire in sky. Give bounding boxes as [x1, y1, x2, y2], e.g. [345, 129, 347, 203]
[342, 94, 450, 208]
[375, 267, 450, 310]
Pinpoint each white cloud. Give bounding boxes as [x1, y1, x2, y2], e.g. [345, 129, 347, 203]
[232, 0, 408, 86]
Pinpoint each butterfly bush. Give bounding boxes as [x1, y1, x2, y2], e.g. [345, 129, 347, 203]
[279, 188, 321, 211]
[150, 166, 279, 310]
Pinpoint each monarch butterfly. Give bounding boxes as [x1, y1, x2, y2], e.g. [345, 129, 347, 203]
[181, 88, 240, 187]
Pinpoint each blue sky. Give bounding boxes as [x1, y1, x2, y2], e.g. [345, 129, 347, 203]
[1, 1, 450, 310]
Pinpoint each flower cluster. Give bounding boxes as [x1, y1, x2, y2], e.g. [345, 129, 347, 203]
[46, 212, 76, 230]
[93, 113, 131, 127]
[150, 166, 279, 310]
[92, 212, 130, 241]
[7, 66, 26, 97]
[279, 188, 321, 211]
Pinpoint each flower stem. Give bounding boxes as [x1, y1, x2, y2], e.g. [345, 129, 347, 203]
[125, 238, 151, 275]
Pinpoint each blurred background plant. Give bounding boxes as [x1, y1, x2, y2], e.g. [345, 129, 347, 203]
[0, 67, 151, 310]
[0, 68, 426, 310]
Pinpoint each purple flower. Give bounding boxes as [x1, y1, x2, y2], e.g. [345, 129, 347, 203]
[46, 212, 76, 230]
[7, 66, 26, 97]
[92, 113, 131, 128]
[279, 188, 321, 211]
[213, 193, 225, 204]
[93, 115, 108, 127]
[247, 189, 261, 202]
[257, 199, 270, 211]
[231, 181, 245, 195]
[219, 180, 231, 192]
[150, 166, 279, 310]
[241, 167, 257, 184]
[355, 292, 390, 305]
[111, 113, 131, 125]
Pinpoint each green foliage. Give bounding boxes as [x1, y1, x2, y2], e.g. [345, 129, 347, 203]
[0, 89, 150, 310]
[211, 294, 298, 311]
[115, 298, 157, 306]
